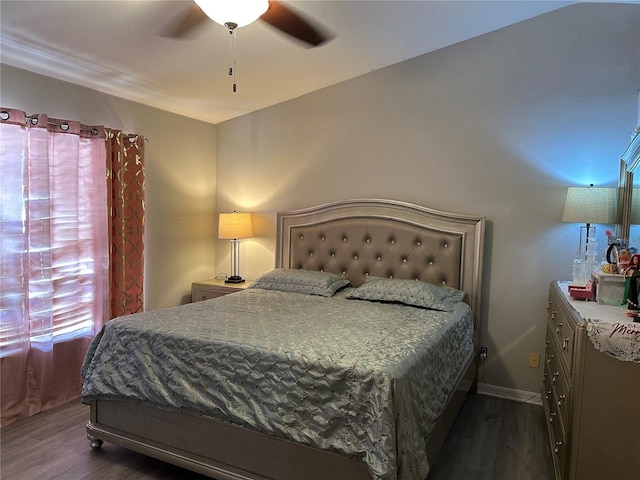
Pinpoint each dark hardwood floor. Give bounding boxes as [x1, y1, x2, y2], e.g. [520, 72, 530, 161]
[0, 394, 554, 480]
[428, 394, 554, 480]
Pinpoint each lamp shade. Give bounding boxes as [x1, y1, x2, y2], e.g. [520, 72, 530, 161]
[561, 187, 616, 224]
[195, 0, 269, 28]
[219, 212, 254, 239]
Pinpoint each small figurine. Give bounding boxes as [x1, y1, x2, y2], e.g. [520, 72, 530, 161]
[625, 256, 640, 313]
[618, 248, 633, 272]
[625, 254, 640, 276]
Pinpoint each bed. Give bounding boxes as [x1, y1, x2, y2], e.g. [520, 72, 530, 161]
[82, 198, 485, 480]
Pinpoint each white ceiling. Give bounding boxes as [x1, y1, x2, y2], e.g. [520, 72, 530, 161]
[1, 0, 577, 124]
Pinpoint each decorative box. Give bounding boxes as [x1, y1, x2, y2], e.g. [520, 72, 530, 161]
[591, 272, 626, 306]
[568, 281, 594, 301]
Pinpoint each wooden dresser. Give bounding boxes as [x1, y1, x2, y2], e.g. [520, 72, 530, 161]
[544, 281, 639, 480]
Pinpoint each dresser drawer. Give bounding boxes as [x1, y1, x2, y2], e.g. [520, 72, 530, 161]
[543, 329, 568, 480]
[192, 287, 227, 302]
[552, 364, 570, 429]
[547, 289, 575, 373]
[546, 389, 567, 479]
[544, 332, 571, 438]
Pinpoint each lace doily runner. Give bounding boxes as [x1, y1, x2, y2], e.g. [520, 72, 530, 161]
[586, 318, 640, 363]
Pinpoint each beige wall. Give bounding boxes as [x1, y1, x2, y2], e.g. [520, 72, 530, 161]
[215, 3, 640, 393]
[0, 65, 218, 310]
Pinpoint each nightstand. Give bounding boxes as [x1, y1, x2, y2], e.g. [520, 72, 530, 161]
[191, 278, 252, 302]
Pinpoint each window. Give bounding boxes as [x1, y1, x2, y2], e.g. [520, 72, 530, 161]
[0, 111, 109, 358]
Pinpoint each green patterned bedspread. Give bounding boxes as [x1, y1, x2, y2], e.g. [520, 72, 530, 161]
[81, 288, 474, 480]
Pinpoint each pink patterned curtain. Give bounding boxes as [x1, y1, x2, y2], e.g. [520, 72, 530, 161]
[0, 109, 145, 427]
[106, 130, 145, 319]
[0, 108, 109, 426]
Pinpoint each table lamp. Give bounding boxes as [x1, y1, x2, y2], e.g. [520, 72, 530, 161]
[218, 211, 253, 283]
[562, 185, 616, 284]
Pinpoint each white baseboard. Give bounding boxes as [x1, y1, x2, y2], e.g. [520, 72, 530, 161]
[477, 383, 542, 405]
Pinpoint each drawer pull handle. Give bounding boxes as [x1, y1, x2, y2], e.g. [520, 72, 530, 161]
[562, 337, 570, 350]
[545, 389, 552, 400]
[547, 354, 554, 365]
[554, 441, 562, 454]
[558, 394, 566, 408]
[556, 322, 563, 333]
[549, 412, 557, 423]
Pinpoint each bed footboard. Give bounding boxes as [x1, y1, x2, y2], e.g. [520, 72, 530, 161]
[87, 399, 373, 480]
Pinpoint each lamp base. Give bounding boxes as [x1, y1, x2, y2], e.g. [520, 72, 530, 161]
[225, 276, 245, 284]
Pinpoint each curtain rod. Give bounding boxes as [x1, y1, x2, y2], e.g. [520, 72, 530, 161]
[116, 132, 149, 143]
[1, 110, 149, 142]
[23, 115, 100, 135]
[35, 116, 148, 142]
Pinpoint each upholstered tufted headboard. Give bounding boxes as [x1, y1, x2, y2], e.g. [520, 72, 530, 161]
[276, 199, 485, 323]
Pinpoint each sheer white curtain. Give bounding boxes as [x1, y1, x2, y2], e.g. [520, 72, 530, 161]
[0, 108, 109, 426]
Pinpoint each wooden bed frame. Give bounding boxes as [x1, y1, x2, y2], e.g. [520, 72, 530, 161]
[86, 199, 485, 480]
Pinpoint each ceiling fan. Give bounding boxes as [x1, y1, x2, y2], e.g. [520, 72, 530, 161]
[164, 0, 331, 47]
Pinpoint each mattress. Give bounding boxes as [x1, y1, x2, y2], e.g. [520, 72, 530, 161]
[81, 287, 474, 480]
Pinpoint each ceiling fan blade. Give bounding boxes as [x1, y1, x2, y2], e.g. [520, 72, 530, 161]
[160, 4, 210, 39]
[260, 1, 331, 47]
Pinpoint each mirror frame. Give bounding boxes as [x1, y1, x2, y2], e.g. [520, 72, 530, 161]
[617, 129, 640, 242]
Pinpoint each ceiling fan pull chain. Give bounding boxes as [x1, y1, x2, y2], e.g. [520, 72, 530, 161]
[227, 25, 237, 93]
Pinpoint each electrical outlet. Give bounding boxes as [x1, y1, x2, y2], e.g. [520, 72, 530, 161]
[480, 347, 488, 360]
[528, 353, 540, 368]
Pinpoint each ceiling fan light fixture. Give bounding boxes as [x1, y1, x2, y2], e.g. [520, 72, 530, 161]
[194, 0, 269, 29]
